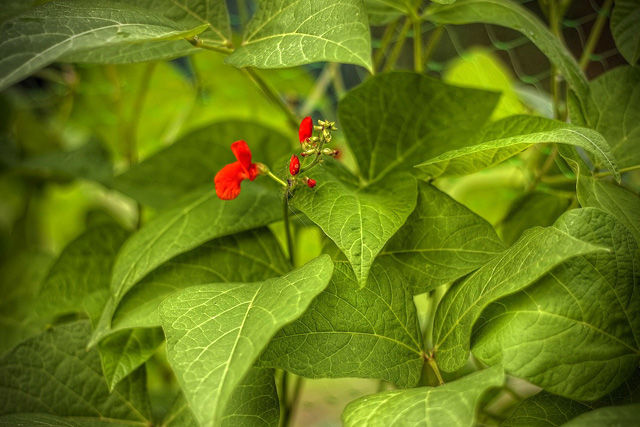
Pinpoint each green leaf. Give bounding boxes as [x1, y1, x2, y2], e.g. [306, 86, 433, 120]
[99, 328, 165, 391]
[260, 261, 423, 387]
[225, 0, 373, 71]
[611, 0, 640, 65]
[0, 0, 208, 91]
[0, 321, 151, 423]
[342, 365, 504, 427]
[571, 66, 640, 170]
[35, 222, 129, 325]
[577, 176, 640, 246]
[160, 255, 333, 427]
[291, 160, 417, 285]
[416, 115, 620, 182]
[432, 222, 606, 373]
[338, 71, 500, 182]
[498, 192, 571, 245]
[163, 368, 281, 427]
[111, 121, 291, 209]
[365, 0, 405, 25]
[62, 0, 231, 63]
[378, 182, 506, 294]
[425, 0, 588, 102]
[0, 413, 137, 426]
[107, 228, 289, 336]
[561, 404, 640, 427]
[472, 208, 640, 400]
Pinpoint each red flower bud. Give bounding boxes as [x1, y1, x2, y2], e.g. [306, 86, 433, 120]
[289, 155, 300, 176]
[299, 116, 313, 143]
[307, 178, 316, 188]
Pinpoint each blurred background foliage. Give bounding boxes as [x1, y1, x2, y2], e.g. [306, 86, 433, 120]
[0, 0, 635, 425]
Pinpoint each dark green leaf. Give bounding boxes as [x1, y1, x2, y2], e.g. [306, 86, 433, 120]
[342, 366, 504, 426]
[561, 404, 640, 426]
[0, 321, 151, 423]
[0, 0, 208, 90]
[226, 0, 373, 71]
[416, 115, 619, 182]
[160, 255, 333, 427]
[0, 413, 137, 426]
[432, 222, 606, 373]
[611, 0, 640, 65]
[291, 160, 417, 285]
[111, 121, 291, 209]
[338, 71, 500, 182]
[378, 182, 506, 294]
[472, 208, 640, 400]
[425, 0, 588, 102]
[260, 261, 423, 387]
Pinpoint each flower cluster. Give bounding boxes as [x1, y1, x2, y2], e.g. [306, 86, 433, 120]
[214, 116, 338, 200]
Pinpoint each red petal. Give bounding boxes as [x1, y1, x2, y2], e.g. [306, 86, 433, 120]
[247, 163, 259, 181]
[215, 162, 246, 200]
[299, 116, 313, 142]
[231, 140, 253, 171]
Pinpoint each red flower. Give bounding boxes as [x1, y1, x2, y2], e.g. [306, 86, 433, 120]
[214, 140, 259, 200]
[306, 178, 316, 188]
[299, 116, 313, 143]
[289, 155, 300, 176]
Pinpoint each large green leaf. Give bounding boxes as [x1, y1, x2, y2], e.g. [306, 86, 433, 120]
[62, 0, 231, 63]
[160, 255, 333, 427]
[431, 222, 606, 373]
[570, 66, 640, 170]
[0, 0, 208, 91]
[111, 121, 291, 209]
[338, 72, 500, 182]
[342, 366, 504, 427]
[611, 0, 640, 65]
[378, 182, 506, 294]
[472, 208, 640, 400]
[226, 0, 372, 71]
[416, 115, 620, 182]
[260, 261, 423, 387]
[291, 160, 417, 286]
[365, 0, 405, 25]
[425, 0, 588, 102]
[0, 321, 151, 423]
[0, 413, 137, 426]
[106, 228, 289, 336]
[35, 222, 129, 325]
[561, 404, 640, 426]
[577, 176, 640, 246]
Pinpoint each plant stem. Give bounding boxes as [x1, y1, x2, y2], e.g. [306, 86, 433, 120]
[243, 67, 299, 131]
[422, 26, 444, 69]
[300, 64, 334, 117]
[548, 2, 562, 120]
[283, 193, 295, 266]
[578, 0, 614, 71]
[413, 18, 423, 72]
[329, 62, 346, 98]
[283, 374, 303, 426]
[265, 169, 288, 187]
[383, 18, 412, 72]
[594, 164, 640, 178]
[374, 19, 401, 71]
[427, 358, 444, 386]
[187, 36, 234, 54]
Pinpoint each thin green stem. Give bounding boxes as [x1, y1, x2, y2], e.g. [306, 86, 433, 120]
[300, 64, 333, 117]
[329, 62, 346, 98]
[422, 26, 444, 69]
[413, 18, 423, 72]
[383, 18, 412, 72]
[187, 36, 233, 54]
[265, 169, 288, 187]
[243, 67, 299, 131]
[548, 2, 562, 120]
[579, 0, 613, 71]
[595, 164, 640, 178]
[373, 19, 401, 71]
[427, 358, 444, 386]
[283, 194, 295, 266]
[283, 374, 303, 426]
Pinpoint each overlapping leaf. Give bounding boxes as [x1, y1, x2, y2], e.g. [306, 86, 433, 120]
[472, 208, 640, 400]
[160, 255, 333, 427]
[338, 72, 500, 182]
[416, 115, 619, 182]
[431, 221, 605, 373]
[0, 321, 151, 423]
[611, 0, 640, 65]
[0, 0, 208, 90]
[425, 0, 588, 102]
[342, 366, 504, 427]
[562, 404, 640, 426]
[291, 160, 417, 285]
[378, 182, 506, 294]
[260, 261, 423, 387]
[226, 0, 372, 71]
